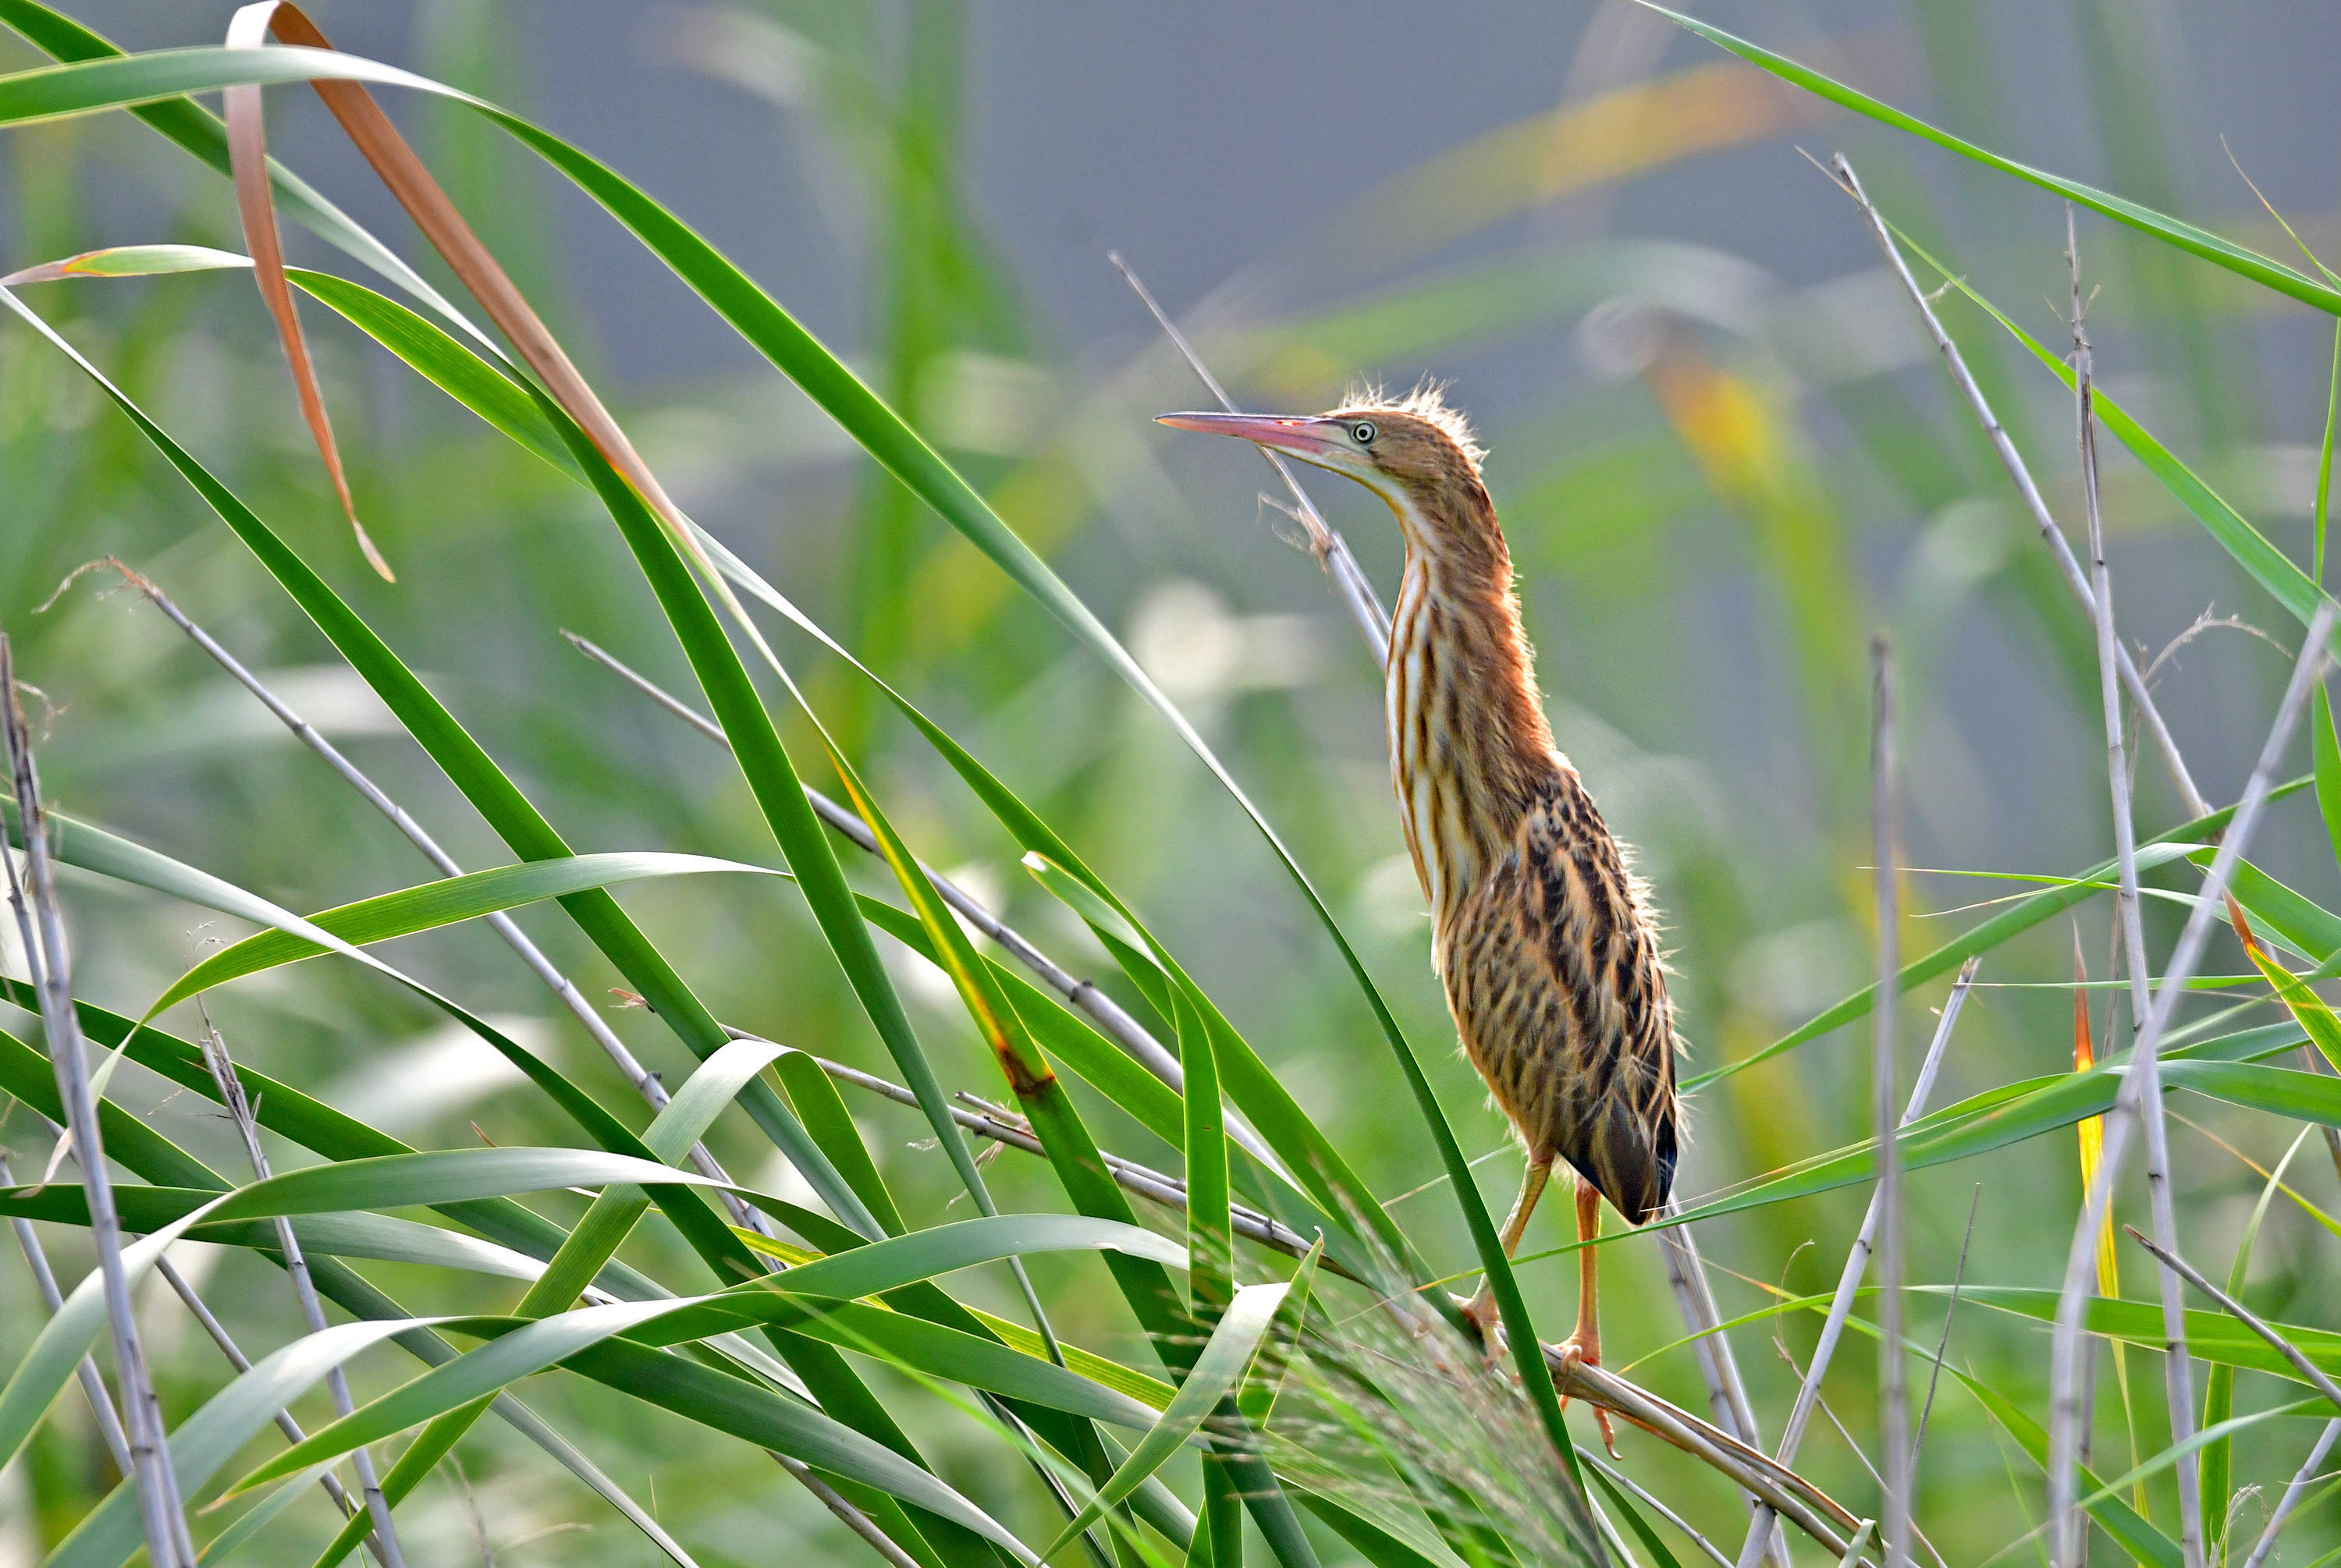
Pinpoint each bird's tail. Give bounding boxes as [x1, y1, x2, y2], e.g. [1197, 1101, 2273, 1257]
[1575, 1098, 1676, 1226]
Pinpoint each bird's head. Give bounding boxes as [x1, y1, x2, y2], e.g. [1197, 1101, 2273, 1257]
[1158, 385, 1491, 555]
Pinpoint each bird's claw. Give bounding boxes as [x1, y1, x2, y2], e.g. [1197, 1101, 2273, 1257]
[1451, 1291, 1508, 1368]
[1554, 1334, 1619, 1458]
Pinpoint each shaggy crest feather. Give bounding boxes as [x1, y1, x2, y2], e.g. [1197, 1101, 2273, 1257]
[1338, 378, 1486, 469]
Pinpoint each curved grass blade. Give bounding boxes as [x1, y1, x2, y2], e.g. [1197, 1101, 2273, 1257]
[0, 1186, 551, 1284]
[2204, 1130, 2312, 1553]
[0, 275, 871, 1235]
[1178, 981, 1242, 1568]
[1637, 2, 2341, 314]
[1707, 783, 2307, 1091]
[1944, 1287, 2341, 1385]
[0, 2, 481, 335]
[45, 1317, 430, 1568]
[0, 1145, 726, 1478]
[151, 850, 785, 1013]
[222, 3, 385, 577]
[0, 1023, 700, 1566]
[229, 1214, 1190, 1499]
[1040, 1282, 1290, 1564]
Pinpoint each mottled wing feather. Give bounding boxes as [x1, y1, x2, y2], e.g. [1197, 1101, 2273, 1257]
[1444, 768, 1678, 1225]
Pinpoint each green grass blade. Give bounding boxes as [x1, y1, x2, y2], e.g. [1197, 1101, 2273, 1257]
[1705, 783, 2305, 1090]
[0, 1185, 544, 1284]
[774, 1045, 910, 1234]
[2319, 322, 2339, 582]
[232, 1215, 1190, 1498]
[148, 850, 783, 1013]
[0, 273, 872, 1235]
[1041, 1282, 1290, 1564]
[645, 1036, 788, 1161]
[2203, 1130, 2311, 1551]
[44, 1318, 434, 1568]
[1639, 2, 2341, 314]
[2316, 687, 2341, 875]
[0, 2, 484, 336]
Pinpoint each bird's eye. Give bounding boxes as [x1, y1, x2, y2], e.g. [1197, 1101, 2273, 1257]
[1352, 420, 1377, 445]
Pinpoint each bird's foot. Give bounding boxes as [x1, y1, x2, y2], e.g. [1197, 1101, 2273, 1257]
[1554, 1333, 1618, 1458]
[1451, 1290, 1508, 1367]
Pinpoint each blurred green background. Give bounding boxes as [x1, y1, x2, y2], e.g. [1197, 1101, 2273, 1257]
[4, 2, 2339, 1563]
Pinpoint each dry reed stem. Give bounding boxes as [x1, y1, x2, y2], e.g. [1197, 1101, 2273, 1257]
[2, 635, 193, 1568]
[15, 1109, 372, 1540]
[1827, 155, 2209, 821]
[2239, 1417, 2339, 1568]
[0, 1151, 133, 1477]
[76, 560, 771, 1240]
[2123, 1228, 2341, 1410]
[2067, 206, 2208, 1568]
[1869, 637, 1913, 1568]
[1734, 960, 1978, 1568]
[196, 1008, 404, 1567]
[1556, 1357, 1873, 1563]
[1108, 252, 1391, 664]
[1113, 248, 1786, 1560]
[148, 1250, 361, 1517]
[2045, 600, 2336, 1568]
[775, 1455, 926, 1568]
[1585, 1451, 1734, 1568]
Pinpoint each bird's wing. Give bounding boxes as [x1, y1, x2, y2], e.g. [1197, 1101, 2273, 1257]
[1516, 773, 1679, 1223]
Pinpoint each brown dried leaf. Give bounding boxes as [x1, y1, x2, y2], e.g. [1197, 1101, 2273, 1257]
[224, 2, 389, 580]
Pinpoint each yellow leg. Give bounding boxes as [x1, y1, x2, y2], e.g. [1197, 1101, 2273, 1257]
[1556, 1177, 1618, 1456]
[1456, 1153, 1553, 1335]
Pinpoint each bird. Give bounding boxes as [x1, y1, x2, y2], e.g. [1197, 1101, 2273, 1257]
[1160, 387, 1679, 1451]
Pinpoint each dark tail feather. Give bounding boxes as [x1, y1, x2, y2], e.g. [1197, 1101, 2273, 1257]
[1576, 1098, 1675, 1226]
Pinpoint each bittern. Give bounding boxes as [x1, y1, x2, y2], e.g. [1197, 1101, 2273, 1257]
[1162, 388, 1678, 1447]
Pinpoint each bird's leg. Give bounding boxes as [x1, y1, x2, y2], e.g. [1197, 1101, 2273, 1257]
[1455, 1152, 1553, 1346]
[1554, 1176, 1618, 1456]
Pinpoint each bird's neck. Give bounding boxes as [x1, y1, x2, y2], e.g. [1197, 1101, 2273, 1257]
[1384, 481, 1559, 942]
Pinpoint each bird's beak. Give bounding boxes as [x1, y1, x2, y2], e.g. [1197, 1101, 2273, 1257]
[1156, 411, 1359, 472]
